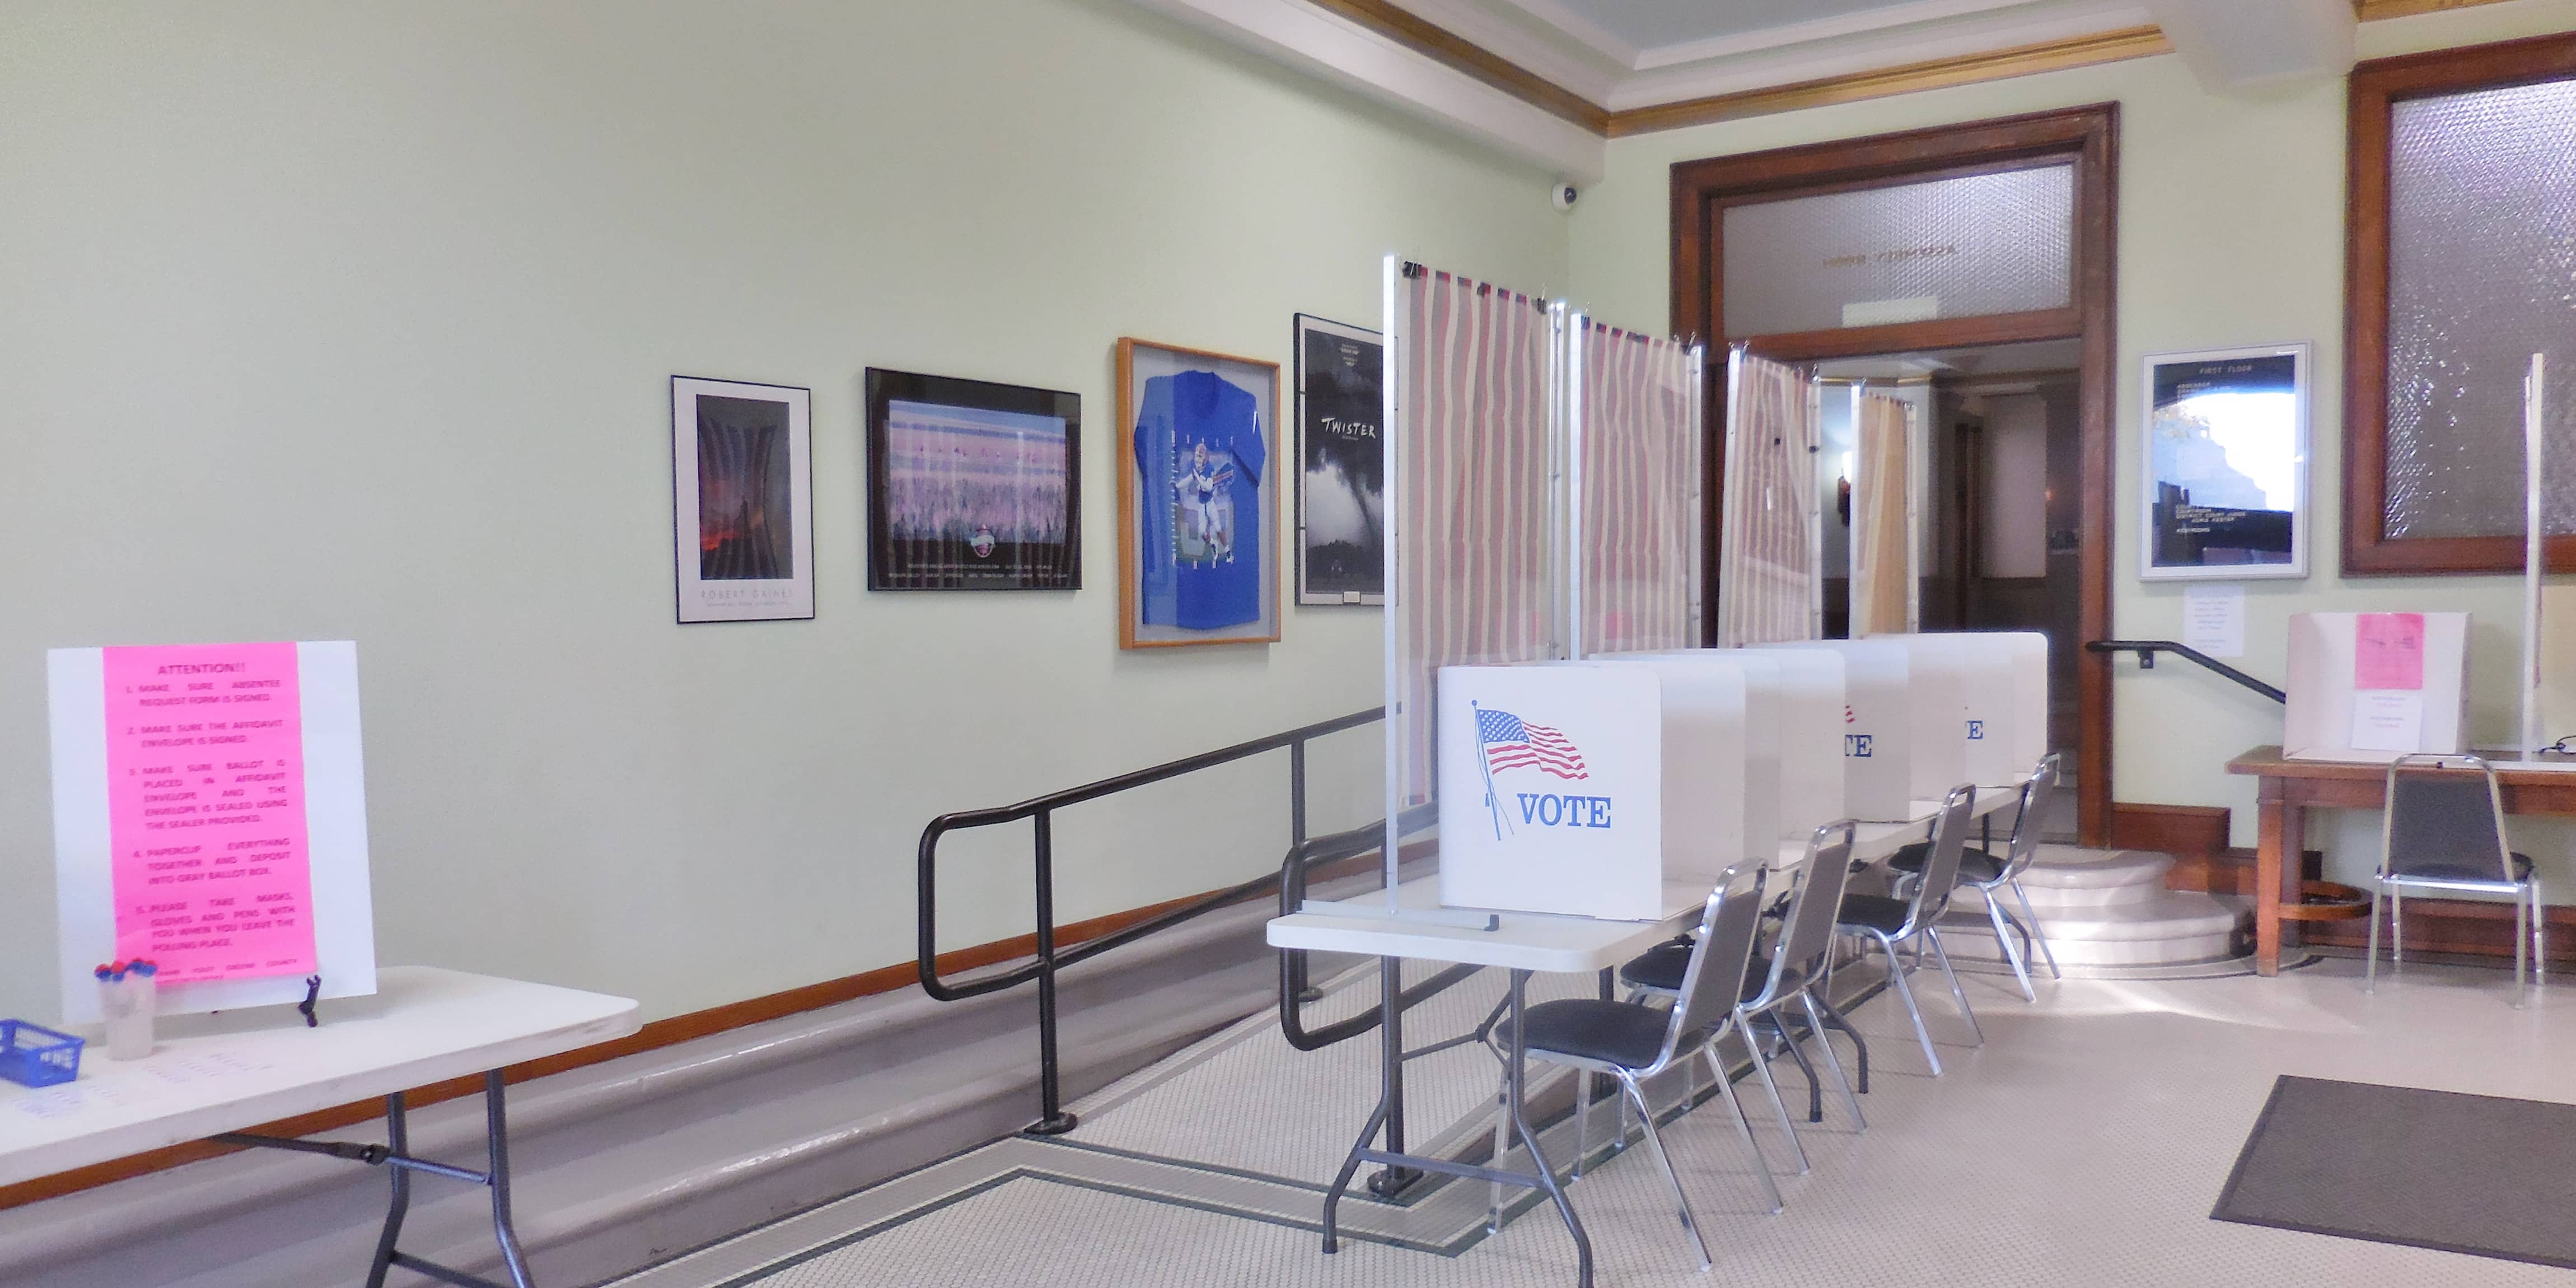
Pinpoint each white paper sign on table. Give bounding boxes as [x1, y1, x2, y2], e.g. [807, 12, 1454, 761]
[2184, 584, 2245, 659]
[2349, 691, 2426, 752]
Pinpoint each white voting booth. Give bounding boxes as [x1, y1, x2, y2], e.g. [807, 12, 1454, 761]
[1759, 639, 1914, 821]
[2283, 612, 2470, 761]
[1436, 665, 1668, 921]
[1608, 648, 1840, 846]
[1573, 654, 1774, 873]
[1894, 632, 2049, 788]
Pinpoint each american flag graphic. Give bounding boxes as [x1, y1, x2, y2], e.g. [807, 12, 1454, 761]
[1476, 707, 1589, 780]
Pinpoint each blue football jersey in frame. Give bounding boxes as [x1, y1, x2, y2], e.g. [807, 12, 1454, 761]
[1133, 370, 1266, 631]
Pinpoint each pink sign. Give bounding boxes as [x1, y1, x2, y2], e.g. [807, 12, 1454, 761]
[2354, 613, 2427, 692]
[101, 642, 318, 983]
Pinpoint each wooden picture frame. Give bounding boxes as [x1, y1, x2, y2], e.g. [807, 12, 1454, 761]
[1116, 338, 1282, 648]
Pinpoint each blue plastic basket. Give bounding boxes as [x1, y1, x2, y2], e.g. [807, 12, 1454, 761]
[0, 1019, 83, 1088]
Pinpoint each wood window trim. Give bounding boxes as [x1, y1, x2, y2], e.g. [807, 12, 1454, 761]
[2344, 31, 2576, 576]
[1671, 104, 2118, 846]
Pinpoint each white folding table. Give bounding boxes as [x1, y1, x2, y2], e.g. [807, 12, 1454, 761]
[0, 966, 639, 1288]
[1267, 785, 2023, 1287]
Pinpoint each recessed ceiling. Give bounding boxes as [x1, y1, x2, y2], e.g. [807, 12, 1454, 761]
[1535, 0, 1950, 53]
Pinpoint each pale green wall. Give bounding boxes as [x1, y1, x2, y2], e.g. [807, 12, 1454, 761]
[0, 0, 1571, 1023]
[1568, 0, 2576, 886]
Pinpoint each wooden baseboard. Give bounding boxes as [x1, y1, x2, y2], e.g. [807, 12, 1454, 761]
[0, 851, 1386, 1211]
[2302, 895, 2576, 963]
[2108, 802, 2231, 860]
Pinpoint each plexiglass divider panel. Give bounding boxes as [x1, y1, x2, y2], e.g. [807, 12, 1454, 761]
[1577, 318, 1702, 656]
[1382, 260, 1560, 900]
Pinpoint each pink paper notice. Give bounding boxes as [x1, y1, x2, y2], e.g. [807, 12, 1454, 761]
[101, 642, 317, 983]
[2354, 613, 2427, 692]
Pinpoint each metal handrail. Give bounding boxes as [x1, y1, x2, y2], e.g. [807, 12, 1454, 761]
[1277, 808, 1476, 1053]
[2086, 639, 2285, 703]
[916, 706, 1382, 1134]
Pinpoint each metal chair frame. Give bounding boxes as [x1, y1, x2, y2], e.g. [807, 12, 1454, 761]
[2365, 753, 2547, 1006]
[1736, 823, 1869, 1159]
[1958, 755, 2065, 1001]
[1497, 866, 1780, 1271]
[1835, 785, 1984, 1076]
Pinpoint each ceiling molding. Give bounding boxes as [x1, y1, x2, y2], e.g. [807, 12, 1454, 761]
[2357, 0, 2520, 19]
[1605, 26, 2171, 136]
[1128, 0, 1607, 178]
[1632, 0, 2061, 72]
[1606, 2, 2155, 112]
[1124, 0, 2532, 178]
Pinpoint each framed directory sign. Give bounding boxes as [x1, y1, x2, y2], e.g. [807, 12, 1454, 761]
[1116, 338, 1280, 648]
[2140, 343, 2309, 580]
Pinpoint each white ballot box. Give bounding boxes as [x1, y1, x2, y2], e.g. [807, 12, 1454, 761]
[1437, 664, 1667, 920]
[1612, 648, 1843, 843]
[1579, 654, 1773, 874]
[2284, 612, 2469, 761]
[1758, 640, 1913, 821]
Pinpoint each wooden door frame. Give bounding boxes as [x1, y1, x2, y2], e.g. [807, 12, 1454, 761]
[1671, 104, 2118, 845]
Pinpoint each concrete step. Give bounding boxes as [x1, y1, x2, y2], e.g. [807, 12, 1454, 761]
[1942, 887, 2248, 970]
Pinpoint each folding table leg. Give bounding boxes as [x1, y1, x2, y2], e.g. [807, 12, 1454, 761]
[485, 1071, 534, 1288]
[364, 1093, 412, 1288]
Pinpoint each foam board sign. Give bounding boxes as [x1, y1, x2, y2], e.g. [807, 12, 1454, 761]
[1757, 640, 1912, 820]
[49, 641, 377, 1024]
[1996, 632, 2051, 776]
[1911, 633, 2044, 786]
[2284, 612, 2469, 762]
[1577, 655, 1768, 876]
[1872, 635, 1971, 799]
[1438, 664, 1665, 920]
[1610, 647, 1844, 846]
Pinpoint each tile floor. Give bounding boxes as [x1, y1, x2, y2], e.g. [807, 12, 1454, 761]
[609, 954, 2576, 1287]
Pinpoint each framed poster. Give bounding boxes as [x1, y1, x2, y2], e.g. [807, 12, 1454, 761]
[672, 376, 815, 622]
[1293, 314, 1385, 605]
[1117, 338, 1281, 648]
[865, 369, 1080, 590]
[2139, 343, 2309, 580]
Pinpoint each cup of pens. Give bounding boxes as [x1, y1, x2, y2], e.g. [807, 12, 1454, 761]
[94, 960, 157, 1060]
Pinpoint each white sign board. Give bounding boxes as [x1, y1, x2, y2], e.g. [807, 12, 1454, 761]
[1915, 632, 2048, 786]
[49, 641, 378, 1025]
[2183, 584, 2246, 659]
[2283, 612, 2469, 762]
[1874, 634, 1968, 799]
[1438, 664, 1665, 921]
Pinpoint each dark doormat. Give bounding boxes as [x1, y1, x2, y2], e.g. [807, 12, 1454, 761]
[2213, 1075, 2576, 1269]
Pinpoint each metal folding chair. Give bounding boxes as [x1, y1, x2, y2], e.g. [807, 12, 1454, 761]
[2367, 753, 2546, 1005]
[1835, 785, 1984, 1075]
[1890, 755, 2065, 1000]
[1494, 865, 1780, 1271]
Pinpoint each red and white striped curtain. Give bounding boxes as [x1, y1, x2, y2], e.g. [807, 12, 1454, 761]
[1579, 321, 1698, 656]
[1715, 352, 1820, 646]
[1392, 265, 1556, 808]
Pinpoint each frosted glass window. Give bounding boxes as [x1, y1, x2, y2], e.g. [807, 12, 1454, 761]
[2383, 78, 2576, 540]
[1722, 164, 2073, 338]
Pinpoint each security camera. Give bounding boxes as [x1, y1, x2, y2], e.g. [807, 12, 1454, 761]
[1550, 182, 1579, 211]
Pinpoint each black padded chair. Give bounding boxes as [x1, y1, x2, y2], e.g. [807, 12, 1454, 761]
[2367, 753, 2545, 1004]
[1886, 755, 2064, 1001]
[1495, 865, 1780, 1270]
[1834, 785, 1983, 1076]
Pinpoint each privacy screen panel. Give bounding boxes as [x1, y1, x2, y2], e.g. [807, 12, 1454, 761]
[1721, 164, 2073, 338]
[2383, 78, 2576, 542]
